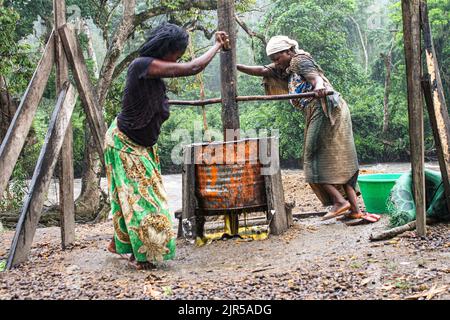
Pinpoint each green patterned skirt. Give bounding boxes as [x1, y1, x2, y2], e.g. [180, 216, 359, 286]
[104, 118, 175, 263]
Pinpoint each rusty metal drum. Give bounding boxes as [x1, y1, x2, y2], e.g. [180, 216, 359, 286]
[192, 138, 267, 213]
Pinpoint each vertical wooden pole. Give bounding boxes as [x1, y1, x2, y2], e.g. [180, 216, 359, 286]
[420, 1, 450, 216]
[401, 0, 426, 236]
[218, 0, 240, 136]
[218, 0, 240, 235]
[182, 145, 198, 238]
[264, 137, 289, 235]
[54, 0, 75, 248]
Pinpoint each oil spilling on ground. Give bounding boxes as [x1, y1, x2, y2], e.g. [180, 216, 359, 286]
[195, 225, 269, 247]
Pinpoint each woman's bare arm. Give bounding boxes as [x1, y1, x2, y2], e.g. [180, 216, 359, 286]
[309, 75, 327, 97]
[237, 64, 271, 77]
[147, 32, 227, 78]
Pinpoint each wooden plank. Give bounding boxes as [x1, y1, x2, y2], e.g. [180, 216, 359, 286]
[54, 0, 75, 248]
[422, 76, 450, 213]
[264, 137, 289, 235]
[0, 33, 55, 201]
[420, 0, 450, 216]
[6, 84, 78, 269]
[401, 0, 426, 236]
[58, 24, 106, 167]
[182, 145, 197, 238]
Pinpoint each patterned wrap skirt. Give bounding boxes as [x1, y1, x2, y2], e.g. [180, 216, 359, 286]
[104, 118, 175, 263]
[303, 98, 360, 206]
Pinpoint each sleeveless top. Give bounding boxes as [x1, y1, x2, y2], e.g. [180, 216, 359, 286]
[117, 57, 170, 147]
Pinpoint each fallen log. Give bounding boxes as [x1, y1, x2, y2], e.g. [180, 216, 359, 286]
[370, 218, 438, 241]
[370, 221, 416, 241]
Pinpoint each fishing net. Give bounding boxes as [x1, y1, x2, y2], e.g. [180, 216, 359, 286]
[386, 169, 450, 227]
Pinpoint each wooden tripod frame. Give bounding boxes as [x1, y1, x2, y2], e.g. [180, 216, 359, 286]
[1, 0, 106, 269]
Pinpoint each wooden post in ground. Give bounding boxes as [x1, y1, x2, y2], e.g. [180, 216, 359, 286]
[420, 1, 450, 216]
[218, 0, 240, 235]
[0, 34, 55, 201]
[264, 137, 290, 235]
[58, 24, 107, 167]
[401, 0, 426, 236]
[6, 84, 78, 269]
[54, 0, 75, 248]
[181, 145, 198, 238]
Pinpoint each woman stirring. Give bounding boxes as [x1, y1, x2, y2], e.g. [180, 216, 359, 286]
[105, 23, 229, 269]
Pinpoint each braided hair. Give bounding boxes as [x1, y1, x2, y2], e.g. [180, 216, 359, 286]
[140, 23, 189, 59]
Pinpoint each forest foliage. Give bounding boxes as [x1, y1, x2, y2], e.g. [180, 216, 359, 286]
[0, 0, 449, 184]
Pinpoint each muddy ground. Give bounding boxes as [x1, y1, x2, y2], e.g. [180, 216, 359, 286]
[0, 164, 449, 300]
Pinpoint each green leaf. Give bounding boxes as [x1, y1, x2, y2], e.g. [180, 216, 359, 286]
[0, 260, 6, 272]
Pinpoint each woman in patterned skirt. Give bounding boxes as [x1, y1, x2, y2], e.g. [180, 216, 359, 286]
[237, 36, 362, 221]
[105, 23, 228, 269]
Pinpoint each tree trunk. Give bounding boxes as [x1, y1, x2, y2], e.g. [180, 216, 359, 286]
[74, 1, 136, 220]
[73, 24, 102, 220]
[73, 0, 219, 221]
[96, 0, 136, 108]
[382, 52, 392, 134]
[75, 120, 102, 220]
[382, 35, 396, 134]
[82, 18, 99, 78]
[349, 16, 368, 73]
[0, 76, 16, 142]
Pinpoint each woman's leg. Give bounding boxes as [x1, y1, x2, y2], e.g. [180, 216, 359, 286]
[128, 254, 156, 270]
[321, 184, 350, 211]
[344, 184, 362, 215]
[320, 184, 351, 220]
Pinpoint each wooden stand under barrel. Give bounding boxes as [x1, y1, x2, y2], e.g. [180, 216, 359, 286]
[181, 137, 291, 239]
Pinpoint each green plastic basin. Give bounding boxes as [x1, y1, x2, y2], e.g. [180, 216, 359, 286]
[357, 173, 402, 213]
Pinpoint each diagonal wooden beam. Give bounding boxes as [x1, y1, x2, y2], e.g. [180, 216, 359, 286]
[420, 0, 450, 216]
[58, 24, 107, 167]
[7, 83, 78, 269]
[0, 32, 55, 202]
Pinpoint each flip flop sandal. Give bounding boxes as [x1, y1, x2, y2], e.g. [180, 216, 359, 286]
[322, 203, 351, 221]
[344, 212, 365, 220]
[337, 214, 355, 222]
[344, 213, 381, 226]
[369, 213, 381, 220]
[362, 213, 381, 223]
[344, 219, 367, 226]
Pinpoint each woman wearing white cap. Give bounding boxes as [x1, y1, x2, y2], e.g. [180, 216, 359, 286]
[237, 36, 363, 220]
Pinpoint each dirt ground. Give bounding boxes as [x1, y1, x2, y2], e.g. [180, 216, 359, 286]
[0, 165, 449, 300]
